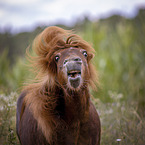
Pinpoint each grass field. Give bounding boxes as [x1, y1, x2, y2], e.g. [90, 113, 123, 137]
[0, 11, 145, 144]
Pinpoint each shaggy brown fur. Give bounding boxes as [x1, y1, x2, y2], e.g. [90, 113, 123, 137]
[16, 26, 101, 145]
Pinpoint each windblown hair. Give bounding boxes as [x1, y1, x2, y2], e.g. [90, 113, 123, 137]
[17, 26, 100, 145]
[25, 26, 98, 88]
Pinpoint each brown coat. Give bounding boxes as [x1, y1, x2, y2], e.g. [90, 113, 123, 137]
[16, 26, 101, 145]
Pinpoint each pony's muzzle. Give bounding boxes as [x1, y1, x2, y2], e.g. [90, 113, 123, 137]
[64, 57, 82, 88]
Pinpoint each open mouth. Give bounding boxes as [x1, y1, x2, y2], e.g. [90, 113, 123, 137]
[68, 70, 81, 78]
[66, 62, 82, 89]
[67, 70, 81, 88]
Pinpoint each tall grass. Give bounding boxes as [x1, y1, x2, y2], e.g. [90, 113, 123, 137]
[0, 92, 19, 145]
[0, 13, 145, 144]
[94, 91, 145, 145]
[0, 92, 144, 144]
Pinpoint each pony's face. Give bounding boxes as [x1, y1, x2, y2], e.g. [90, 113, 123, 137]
[53, 47, 93, 90]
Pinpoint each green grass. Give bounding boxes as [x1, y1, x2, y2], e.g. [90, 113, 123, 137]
[0, 92, 19, 145]
[0, 92, 144, 144]
[0, 12, 145, 144]
[94, 91, 145, 145]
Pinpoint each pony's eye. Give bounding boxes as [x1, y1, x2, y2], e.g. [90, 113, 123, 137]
[83, 51, 87, 57]
[55, 55, 60, 62]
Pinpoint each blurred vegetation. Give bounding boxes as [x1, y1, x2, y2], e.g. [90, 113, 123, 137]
[0, 8, 145, 144]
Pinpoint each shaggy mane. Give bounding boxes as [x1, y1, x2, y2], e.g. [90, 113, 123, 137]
[21, 26, 99, 143]
[24, 26, 98, 92]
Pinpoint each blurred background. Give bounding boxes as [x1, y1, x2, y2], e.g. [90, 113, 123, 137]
[0, 0, 145, 144]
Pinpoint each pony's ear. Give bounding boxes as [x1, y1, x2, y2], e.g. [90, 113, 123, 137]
[87, 53, 94, 62]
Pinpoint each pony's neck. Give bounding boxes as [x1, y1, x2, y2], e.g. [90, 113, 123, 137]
[54, 86, 90, 124]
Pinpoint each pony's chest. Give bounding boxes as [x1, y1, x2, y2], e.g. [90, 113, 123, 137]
[53, 121, 90, 145]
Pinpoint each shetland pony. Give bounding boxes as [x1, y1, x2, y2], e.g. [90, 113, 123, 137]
[16, 26, 101, 145]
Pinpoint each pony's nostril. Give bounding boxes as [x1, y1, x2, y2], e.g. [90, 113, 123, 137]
[64, 59, 68, 65]
[74, 58, 81, 62]
[64, 57, 82, 65]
